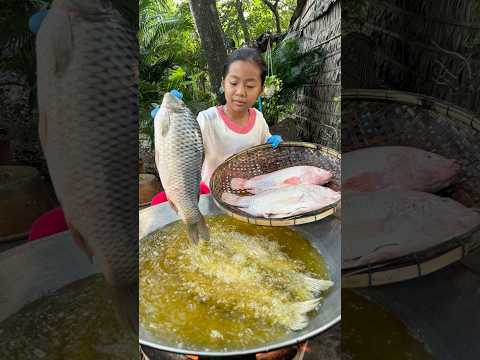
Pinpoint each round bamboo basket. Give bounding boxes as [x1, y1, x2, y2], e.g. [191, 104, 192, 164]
[210, 142, 341, 226]
[342, 89, 480, 287]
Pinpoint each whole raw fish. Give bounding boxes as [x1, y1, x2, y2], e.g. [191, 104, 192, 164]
[154, 92, 209, 244]
[222, 184, 340, 218]
[231, 166, 332, 194]
[342, 190, 480, 269]
[342, 146, 460, 193]
[36, 0, 138, 331]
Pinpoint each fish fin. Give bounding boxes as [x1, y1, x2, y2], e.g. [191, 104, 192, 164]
[288, 314, 309, 331]
[110, 282, 139, 334]
[230, 177, 248, 190]
[221, 192, 251, 208]
[185, 222, 199, 244]
[283, 176, 302, 185]
[168, 200, 178, 213]
[185, 218, 209, 244]
[293, 298, 321, 314]
[67, 221, 94, 262]
[197, 216, 210, 242]
[160, 113, 171, 137]
[288, 299, 321, 331]
[343, 172, 384, 192]
[302, 276, 334, 294]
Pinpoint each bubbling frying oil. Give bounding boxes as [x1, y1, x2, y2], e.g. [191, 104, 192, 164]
[140, 215, 331, 350]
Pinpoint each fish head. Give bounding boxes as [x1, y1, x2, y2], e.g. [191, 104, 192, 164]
[311, 167, 333, 183]
[161, 91, 186, 113]
[414, 151, 460, 191]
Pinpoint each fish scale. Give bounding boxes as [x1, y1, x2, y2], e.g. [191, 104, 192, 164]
[36, 0, 138, 330]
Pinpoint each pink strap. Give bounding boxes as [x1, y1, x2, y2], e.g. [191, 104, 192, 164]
[28, 207, 68, 241]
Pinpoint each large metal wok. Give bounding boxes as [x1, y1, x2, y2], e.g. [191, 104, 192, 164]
[0, 231, 97, 323]
[139, 194, 341, 356]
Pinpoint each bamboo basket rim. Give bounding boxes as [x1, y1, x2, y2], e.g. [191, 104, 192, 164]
[210, 141, 341, 227]
[341, 89, 480, 287]
[342, 88, 480, 132]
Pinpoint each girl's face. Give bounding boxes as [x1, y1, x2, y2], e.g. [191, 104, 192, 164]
[223, 60, 263, 113]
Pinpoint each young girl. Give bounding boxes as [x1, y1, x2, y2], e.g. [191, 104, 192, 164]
[151, 47, 282, 205]
[198, 47, 282, 186]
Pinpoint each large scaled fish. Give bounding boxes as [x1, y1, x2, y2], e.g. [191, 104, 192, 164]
[342, 146, 460, 193]
[230, 165, 332, 194]
[342, 190, 480, 269]
[36, 0, 139, 331]
[222, 184, 341, 218]
[154, 92, 209, 244]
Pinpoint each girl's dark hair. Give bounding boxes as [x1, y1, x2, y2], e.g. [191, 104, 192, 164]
[223, 47, 267, 85]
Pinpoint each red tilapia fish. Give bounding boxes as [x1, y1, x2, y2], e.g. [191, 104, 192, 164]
[342, 190, 480, 269]
[342, 146, 460, 193]
[230, 166, 332, 194]
[222, 184, 340, 218]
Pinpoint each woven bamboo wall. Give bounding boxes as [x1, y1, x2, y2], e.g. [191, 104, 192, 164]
[290, 0, 341, 150]
[364, 0, 480, 115]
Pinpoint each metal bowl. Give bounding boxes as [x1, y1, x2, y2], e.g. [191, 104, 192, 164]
[0, 231, 97, 323]
[139, 194, 341, 356]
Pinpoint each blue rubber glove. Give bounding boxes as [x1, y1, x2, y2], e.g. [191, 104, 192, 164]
[29, 9, 49, 34]
[170, 89, 183, 100]
[150, 105, 160, 119]
[266, 135, 283, 149]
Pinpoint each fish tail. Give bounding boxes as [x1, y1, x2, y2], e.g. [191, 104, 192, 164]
[302, 276, 334, 295]
[288, 314, 309, 331]
[287, 298, 321, 330]
[221, 192, 251, 208]
[110, 282, 139, 334]
[198, 216, 210, 242]
[292, 298, 321, 315]
[185, 217, 210, 244]
[230, 177, 249, 190]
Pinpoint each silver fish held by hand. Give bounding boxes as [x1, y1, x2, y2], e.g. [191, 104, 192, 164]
[36, 0, 138, 332]
[154, 93, 210, 244]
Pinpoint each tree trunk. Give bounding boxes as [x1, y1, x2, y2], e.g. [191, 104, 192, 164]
[235, 0, 250, 45]
[289, 0, 307, 29]
[188, 0, 228, 95]
[262, 0, 282, 34]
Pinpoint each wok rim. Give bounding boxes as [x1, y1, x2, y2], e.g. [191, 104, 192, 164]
[139, 315, 341, 356]
[139, 194, 341, 356]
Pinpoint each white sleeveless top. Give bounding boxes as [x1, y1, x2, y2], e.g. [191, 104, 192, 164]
[197, 106, 271, 186]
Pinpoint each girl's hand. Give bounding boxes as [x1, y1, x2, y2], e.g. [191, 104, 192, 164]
[150, 105, 160, 119]
[266, 135, 283, 149]
[29, 9, 49, 34]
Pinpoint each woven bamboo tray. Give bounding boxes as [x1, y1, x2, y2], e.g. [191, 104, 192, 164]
[210, 142, 341, 226]
[342, 89, 480, 287]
